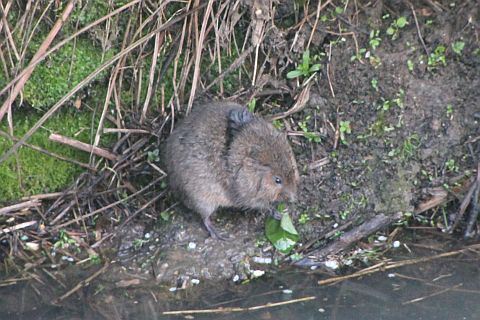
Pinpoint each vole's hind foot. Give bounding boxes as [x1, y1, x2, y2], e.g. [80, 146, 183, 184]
[203, 217, 233, 241]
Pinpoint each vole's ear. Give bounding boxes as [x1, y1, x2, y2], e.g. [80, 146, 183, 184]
[228, 107, 254, 131]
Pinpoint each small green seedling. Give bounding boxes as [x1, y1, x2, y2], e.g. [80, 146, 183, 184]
[147, 149, 160, 162]
[446, 104, 454, 117]
[299, 117, 321, 143]
[371, 78, 378, 91]
[265, 203, 299, 254]
[298, 212, 310, 224]
[287, 50, 322, 79]
[369, 30, 381, 50]
[54, 230, 77, 249]
[351, 48, 367, 62]
[451, 41, 465, 55]
[247, 98, 256, 113]
[133, 238, 149, 250]
[339, 121, 351, 144]
[407, 59, 414, 72]
[386, 16, 408, 40]
[445, 159, 458, 172]
[428, 45, 447, 70]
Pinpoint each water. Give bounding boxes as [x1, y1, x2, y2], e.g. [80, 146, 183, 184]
[1, 239, 479, 319]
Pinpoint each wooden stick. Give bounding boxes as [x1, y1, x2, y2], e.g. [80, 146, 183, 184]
[163, 296, 316, 315]
[53, 263, 109, 304]
[1, 220, 37, 234]
[49, 133, 118, 161]
[317, 243, 480, 286]
[0, 200, 40, 215]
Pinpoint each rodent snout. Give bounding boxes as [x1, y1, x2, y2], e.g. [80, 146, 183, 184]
[280, 189, 297, 203]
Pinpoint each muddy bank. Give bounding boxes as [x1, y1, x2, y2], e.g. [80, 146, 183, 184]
[110, 0, 480, 284]
[0, 0, 479, 290]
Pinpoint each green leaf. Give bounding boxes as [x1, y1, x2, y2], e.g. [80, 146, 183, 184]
[309, 64, 321, 72]
[396, 17, 408, 28]
[386, 27, 395, 35]
[287, 69, 304, 79]
[280, 213, 298, 235]
[247, 98, 256, 112]
[302, 50, 311, 65]
[265, 217, 299, 254]
[452, 41, 465, 55]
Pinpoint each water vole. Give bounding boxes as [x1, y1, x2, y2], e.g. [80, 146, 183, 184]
[165, 101, 299, 239]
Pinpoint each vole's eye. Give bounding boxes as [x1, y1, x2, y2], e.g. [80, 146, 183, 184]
[274, 176, 282, 185]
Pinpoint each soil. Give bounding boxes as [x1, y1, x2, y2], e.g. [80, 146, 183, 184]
[106, 0, 479, 287]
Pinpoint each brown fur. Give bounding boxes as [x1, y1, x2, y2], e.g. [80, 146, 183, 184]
[164, 101, 299, 239]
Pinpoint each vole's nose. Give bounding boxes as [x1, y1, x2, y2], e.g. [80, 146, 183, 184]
[283, 189, 297, 203]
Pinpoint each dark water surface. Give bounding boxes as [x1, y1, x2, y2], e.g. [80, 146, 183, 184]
[1, 240, 479, 320]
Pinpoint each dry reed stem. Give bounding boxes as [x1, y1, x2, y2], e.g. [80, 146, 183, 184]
[163, 296, 316, 315]
[0, 0, 142, 99]
[53, 263, 109, 304]
[0, 0, 77, 123]
[317, 243, 480, 286]
[187, 0, 215, 114]
[0, 5, 204, 165]
[49, 133, 118, 161]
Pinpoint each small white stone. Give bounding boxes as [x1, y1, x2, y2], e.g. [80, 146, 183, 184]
[253, 257, 272, 264]
[144, 233, 151, 239]
[387, 273, 396, 278]
[191, 279, 200, 285]
[344, 259, 353, 266]
[282, 289, 293, 294]
[310, 265, 318, 270]
[377, 235, 388, 242]
[233, 275, 240, 282]
[252, 270, 265, 278]
[25, 242, 39, 251]
[188, 242, 197, 250]
[333, 223, 339, 228]
[318, 308, 325, 313]
[324, 260, 339, 270]
[169, 287, 177, 292]
[393, 241, 401, 248]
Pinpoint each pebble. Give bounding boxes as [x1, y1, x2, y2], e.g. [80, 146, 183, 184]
[377, 235, 388, 242]
[253, 257, 272, 264]
[251, 270, 265, 278]
[324, 260, 339, 270]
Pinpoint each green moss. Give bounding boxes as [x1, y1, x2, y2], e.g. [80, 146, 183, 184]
[0, 110, 106, 203]
[20, 38, 114, 109]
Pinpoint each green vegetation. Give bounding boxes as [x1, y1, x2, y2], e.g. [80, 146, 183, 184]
[298, 116, 321, 143]
[287, 50, 322, 80]
[0, 110, 99, 202]
[54, 229, 78, 250]
[407, 59, 414, 72]
[247, 98, 256, 113]
[427, 45, 447, 70]
[0, 38, 114, 109]
[339, 120, 351, 144]
[265, 203, 299, 254]
[386, 16, 408, 40]
[451, 41, 465, 55]
[445, 159, 459, 172]
[368, 30, 381, 50]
